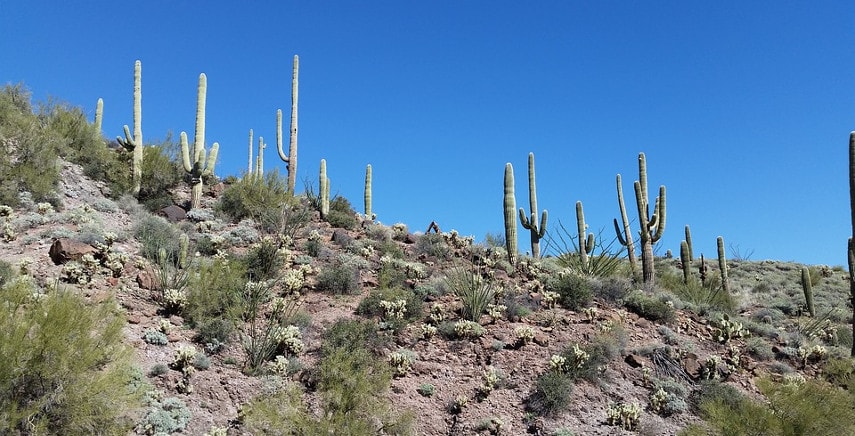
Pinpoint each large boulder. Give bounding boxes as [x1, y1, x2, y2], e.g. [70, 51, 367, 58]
[158, 205, 187, 223]
[48, 238, 97, 265]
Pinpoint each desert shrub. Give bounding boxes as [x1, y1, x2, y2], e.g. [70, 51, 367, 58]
[325, 196, 358, 229]
[623, 289, 676, 323]
[137, 393, 191, 435]
[745, 337, 775, 361]
[0, 259, 13, 287]
[242, 237, 286, 281]
[527, 370, 574, 417]
[217, 170, 293, 232]
[545, 270, 592, 310]
[670, 277, 736, 314]
[239, 281, 303, 372]
[356, 287, 423, 331]
[415, 232, 450, 259]
[0, 279, 143, 434]
[544, 221, 623, 277]
[184, 256, 246, 322]
[317, 260, 360, 295]
[444, 265, 496, 322]
[134, 214, 183, 262]
[138, 138, 184, 211]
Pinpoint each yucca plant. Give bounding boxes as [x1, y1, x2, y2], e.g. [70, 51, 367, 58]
[444, 263, 496, 322]
[545, 220, 623, 278]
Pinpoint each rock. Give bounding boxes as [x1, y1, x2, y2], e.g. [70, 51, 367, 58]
[48, 238, 97, 265]
[127, 314, 142, 324]
[331, 229, 352, 246]
[209, 182, 225, 198]
[404, 233, 417, 244]
[158, 205, 187, 223]
[682, 352, 701, 379]
[533, 332, 549, 347]
[624, 354, 645, 368]
[136, 267, 161, 290]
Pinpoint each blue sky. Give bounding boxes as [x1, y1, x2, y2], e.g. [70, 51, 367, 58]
[1, 1, 853, 266]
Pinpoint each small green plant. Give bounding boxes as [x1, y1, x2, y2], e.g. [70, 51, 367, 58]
[216, 169, 293, 232]
[417, 383, 435, 397]
[622, 289, 676, 323]
[317, 260, 360, 295]
[606, 402, 642, 430]
[544, 270, 592, 310]
[143, 328, 169, 346]
[389, 349, 416, 377]
[136, 392, 192, 435]
[526, 370, 574, 417]
[325, 196, 358, 229]
[453, 320, 486, 339]
[514, 325, 536, 347]
[445, 264, 496, 322]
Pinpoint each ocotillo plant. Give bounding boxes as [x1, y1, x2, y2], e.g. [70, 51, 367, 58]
[116, 60, 143, 197]
[717, 236, 729, 293]
[613, 174, 638, 280]
[364, 164, 373, 219]
[685, 225, 694, 262]
[94, 98, 103, 136]
[319, 159, 329, 219]
[576, 201, 595, 266]
[518, 152, 547, 258]
[246, 129, 253, 177]
[801, 266, 815, 317]
[181, 73, 219, 209]
[849, 131, 855, 356]
[503, 163, 518, 265]
[277, 55, 299, 194]
[632, 152, 666, 284]
[680, 241, 691, 284]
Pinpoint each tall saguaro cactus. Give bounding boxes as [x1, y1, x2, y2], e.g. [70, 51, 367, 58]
[685, 225, 694, 262]
[504, 163, 518, 265]
[116, 60, 143, 197]
[801, 267, 815, 317]
[247, 129, 253, 177]
[518, 152, 548, 258]
[633, 152, 666, 284]
[364, 164, 373, 219]
[576, 201, 595, 266]
[717, 236, 729, 293]
[255, 136, 265, 177]
[94, 98, 103, 136]
[613, 174, 638, 280]
[848, 131, 855, 356]
[277, 55, 299, 193]
[319, 159, 330, 219]
[181, 73, 218, 209]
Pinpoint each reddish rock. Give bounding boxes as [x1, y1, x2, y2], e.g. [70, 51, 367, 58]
[127, 314, 142, 324]
[48, 238, 97, 265]
[624, 354, 645, 368]
[158, 205, 187, 223]
[209, 182, 225, 198]
[136, 267, 161, 290]
[533, 332, 549, 347]
[682, 352, 701, 379]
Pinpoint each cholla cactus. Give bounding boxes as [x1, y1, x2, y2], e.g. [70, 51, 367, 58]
[514, 325, 535, 346]
[712, 314, 749, 343]
[582, 306, 598, 323]
[549, 354, 567, 372]
[379, 299, 408, 321]
[389, 350, 415, 376]
[541, 290, 560, 308]
[606, 402, 642, 430]
[162, 288, 188, 313]
[478, 366, 501, 396]
[454, 320, 485, 339]
[701, 355, 722, 380]
[266, 355, 291, 376]
[172, 345, 198, 375]
[428, 303, 445, 324]
[420, 323, 438, 339]
[486, 303, 506, 322]
[272, 325, 304, 355]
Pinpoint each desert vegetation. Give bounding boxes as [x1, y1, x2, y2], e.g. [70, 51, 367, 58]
[2, 60, 855, 435]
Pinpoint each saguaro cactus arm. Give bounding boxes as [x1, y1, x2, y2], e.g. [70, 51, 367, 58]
[613, 174, 638, 279]
[247, 129, 253, 176]
[503, 163, 518, 265]
[94, 98, 103, 135]
[576, 201, 595, 265]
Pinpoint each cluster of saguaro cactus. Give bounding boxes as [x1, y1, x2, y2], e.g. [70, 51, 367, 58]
[633, 153, 666, 283]
[277, 55, 299, 194]
[614, 174, 638, 280]
[180, 73, 219, 209]
[576, 201, 595, 265]
[319, 159, 330, 219]
[717, 236, 729, 293]
[364, 164, 373, 219]
[503, 163, 518, 265]
[116, 60, 144, 197]
[519, 153, 547, 259]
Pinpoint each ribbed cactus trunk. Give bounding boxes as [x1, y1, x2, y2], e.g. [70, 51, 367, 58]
[576, 201, 594, 266]
[319, 159, 329, 219]
[614, 174, 639, 281]
[685, 225, 694, 262]
[518, 152, 547, 258]
[94, 98, 103, 136]
[717, 236, 729, 293]
[503, 163, 518, 266]
[247, 129, 253, 178]
[633, 153, 666, 284]
[801, 267, 815, 317]
[278, 55, 299, 194]
[364, 164, 372, 218]
[848, 131, 855, 356]
[116, 61, 144, 197]
[680, 241, 691, 284]
[181, 74, 218, 209]
[256, 137, 265, 177]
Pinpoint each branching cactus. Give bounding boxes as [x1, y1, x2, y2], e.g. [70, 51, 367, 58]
[518, 152, 547, 258]
[319, 159, 329, 219]
[613, 174, 638, 280]
[364, 164, 373, 219]
[116, 60, 143, 197]
[632, 152, 666, 284]
[801, 266, 815, 317]
[181, 73, 218, 209]
[503, 163, 518, 265]
[277, 55, 299, 194]
[576, 201, 594, 265]
[685, 225, 694, 261]
[717, 236, 729, 293]
[94, 98, 103, 136]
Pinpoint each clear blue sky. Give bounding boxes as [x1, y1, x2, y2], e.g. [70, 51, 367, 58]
[2, 1, 853, 266]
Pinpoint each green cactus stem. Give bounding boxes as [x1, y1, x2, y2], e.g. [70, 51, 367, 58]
[680, 241, 691, 284]
[633, 152, 666, 284]
[116, 60, 143, 197]
[178, 234, 189, 269]
[181, 73, 218, 210]
[94, 98, 103, 136]
[685, 225, 694, 262]
[518, 152, 548, 259]
[576, 201, 595, 266]
[699, 254, 707, 286]
[319, 159, 329, 219]
[613, 174, 638, 280]
[504, 163, 518, 265]
[364, 164, 373, 219]
[247, 129, 253, 178]
[717, 236, 729, 293]
[277, 55, 299, 194]
[849, 131, 855, 356]
[801, 266, 815, 317]
[255, 136, 265, 177]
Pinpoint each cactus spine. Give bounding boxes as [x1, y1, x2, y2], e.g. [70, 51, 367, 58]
[801, 267, 815, 317]
[680, 241, 691, 284]
[614, 174, 638, 280]
[576, 201, 595, 266]
[116, 60, 143, 197]
[685, 225, 694, 261]
[518, 152, 548, 258]
[717, 236, 729, 293]
[277, 55, 299, 194]
[181, 73, 218, 209]
[247, 129, 253, 177]
[364, 164, 373, 219]
[850, 131, 855, 356]
[94, 98, 103, 136]
[319, 159, 329, 219]
[503, 163, 518, 265]
[633, 152, 666, 284]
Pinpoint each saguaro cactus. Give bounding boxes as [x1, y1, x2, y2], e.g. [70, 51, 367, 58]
[364, 164, 373, 219]
[633, 152, 666, 284]
[247, 129, 253, 177]
[717, 236, 729, 293]
[277, 55, 299, 194]
[94, 98, 103, 136]
[613, 174, 638, 280]
[503, 163, 518, 265]
[576, 201, 595, 266]
[116, 60, 143, 197]
[680, 241, 691, 284]
[319, 159, 329, 219]
[181, 73, 218, 209]
[685, 225, 694, 262]
[518, 152, 548, 258]
[849, 131, 855, 356]
[801, 267, 815, 317]
[255, 136, 265, 177]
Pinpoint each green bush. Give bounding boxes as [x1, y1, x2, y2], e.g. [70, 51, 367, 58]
[0, 279, 143, 434]
[356, 287, 423, 331]
[137, 393, 191, 435]
[133, 214, 183, 262]
[623, 289, 676, 323]
[415, 233, 450, 259]
[526, 370, 574, 417]
[317, 261, 360, 295]
[138, 138, 184, 211]
[444, 266, 496, 321]
[325, 196, 357, 229]
[185, 257, 247, 332]
[217, 170, 293, 232]
[545, 271, 592, 311]
[242, 237, 286, 281]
